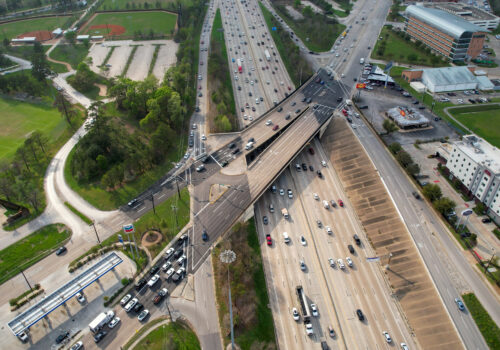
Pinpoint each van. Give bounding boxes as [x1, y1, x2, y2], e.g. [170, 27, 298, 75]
[323, 200, 330, 209]
[245, 141, 254, 150]
[283, 232, 290, 243]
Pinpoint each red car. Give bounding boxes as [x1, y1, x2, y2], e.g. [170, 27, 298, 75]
[338, 199, 344, 207]
[272, 124, 279, 131]
[266, 234, 272, 246]
[309, 147, 315, 155]
[342, 109, 348, 116]
[288, 86, 292, 91]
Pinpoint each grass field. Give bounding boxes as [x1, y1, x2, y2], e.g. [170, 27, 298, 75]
[0, 224, 71, 285]
[83, 11, 177, 37]
[49, 44, 89, 70]
[462, 293, 500, 349]
[449, 105, 500, 148]
[133, 321, 200, 350]
[372, 26, 449, 67]
[0, 96, 66, 161]
[99, 0, 178, 10]
[0, 16, 70, 40]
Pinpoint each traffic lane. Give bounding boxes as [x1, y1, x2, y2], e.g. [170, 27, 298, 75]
[354, 117, 486, 347]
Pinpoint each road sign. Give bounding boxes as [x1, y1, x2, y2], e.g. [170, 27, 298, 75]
[366, 257, 380, 262]
[118, 234, 123, 243]
[272, 26, 277, 31]
[123, 224, 135, 233]
[356, 83, 366, 89]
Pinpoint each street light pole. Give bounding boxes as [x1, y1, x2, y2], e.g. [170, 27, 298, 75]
[90, 222, 102, 248]
[151, 193, 156, 215]
[19, 268, 33, 291]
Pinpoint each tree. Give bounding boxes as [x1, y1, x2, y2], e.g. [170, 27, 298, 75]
[71, 62, 96, 92]
[3, 38, 9, 48]
[54, 91, 77, 127]
[433, 197, 456, 216]
[302, 5, 313, 17]
[31, 42, 50, 81]
[396, 150, 413, 168]
[294, 0, 301, 8]
[65, 31, 77, 44]
[406, 163, 420, 176]
[383, 119, 398, 133]
[423, 183, 442, 202]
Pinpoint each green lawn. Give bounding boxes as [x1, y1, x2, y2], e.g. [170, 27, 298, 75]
[372, 26, 449, 67]
[133, 321, 200, 350]
[462, 293, 500, 349]
[83, 11, 177, 37]
[49, 44, 89, 70]
[99, 0, 178, 10]
[0, 224, 71, 285]
[5, 44, 50, 58]
[0, 16, 70, 40]
[0, 96, 67, 161]
[449, 105, 500, 148]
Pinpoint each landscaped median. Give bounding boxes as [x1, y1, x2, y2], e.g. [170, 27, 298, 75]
[462, 293, 500, 349]
[0, 224, 71, 285]
[131, 320, 201, 350]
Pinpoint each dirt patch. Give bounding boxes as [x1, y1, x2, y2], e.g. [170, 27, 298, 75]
[321, 118, 463, 350]
[17, 30, 53, 41]
[94, 83, 107, 97]
[141, 230, 163, 248]
[87, 24, 125, 36]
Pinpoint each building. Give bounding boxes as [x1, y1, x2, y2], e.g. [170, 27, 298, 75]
[405, 5, 487, 61]
[385, 106, 430, 129]
[76, 35, 90, 41]
[425, 2, 499, 31]
[52, 28, 63, 37]
[401, 66, 486, 92]
[447, 135, 500, 223]
[362, 65, 395, 84]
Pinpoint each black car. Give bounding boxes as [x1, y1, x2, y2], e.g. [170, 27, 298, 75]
[278, 107, 283, 112]
[317, 170, 323, 178]
[358, 105, 368, 109]
[356, 309, 365, 321]
[56, 246, 67, 255]
[263, 216, 269, 225]
[482, 218, 491, 223]
[348, 244, 355, 254]
[285, 114, 291, 120]
[309, 165, 314, 171]
[336, 97, 343, 102]
[135, 278, 147, 290]
[241, 107, 244, 112]
[221, 160, 228, 167]
[249, 137, 255, 143]
[202, 229, 209, 241]
[173, 249, 183, 259]
[353, 234, 361, 246]
[296, 109, 301, 114]
[55, 331, 70, 344]
[302, 163, 307, 171]
[228, 143, 236, 149]
[94, 331, 107, 343]
[134, 302, 144, 313]
[412, 100, 419, 104]
[469, 99, 476, 104]
[149, 265, 160, 276]
[232, 148, 239, 155]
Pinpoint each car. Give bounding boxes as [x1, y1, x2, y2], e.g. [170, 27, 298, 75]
[165, 267, 175, 280]
[120, 294, 132, 306]
[316, 219, 322, 228]
[263, 216, 268, 225]
[300, 236, 306, 245]
[328, 326, 336, 338]
[348, 244, 355, 254]
[138, 309, 149, 322]
[165, 247, 174, 259]
[272, 124, 279, 131]
[94, 331, 107, 343]
[173, 249, 183, 259]
[401, 343, 409, 350]
[266, 234, 272, 246]
[326, 226, 333, 235]
[70, 341, 83, 350]
[305, 322, 314, 335]
[309, 165, 314, 171]
[353, 234, 361, 245]
[134, 279, 147, 291]
[76, 292, 85, 303]
[412, 191, 421, 200]
[287, 189, 293, 198]
[313, 193, 319, 200]
[56, 331, 70, 344]
[147, 274, 160, 288]
[266, 119, 272, 125]
[301, 163, 307, 171]
[161, 262, 172, 272]
[383, 331, 392, 343]
[56, 246, 67, 255]
[300, 260, 306, 270]
[317, 170, 323, 178]
[279, 188, 285, 196]
[128, 198, 139, 207]
[310, 303, 319, 316]
[202, 229, 209, 241]
[125, 297, 138, 312]
[149, 265, 160, 276]
[455, 298, 465, 311]
[292, 307, 300, 321]
[338, 199, 344, 207]
[328, 258, 335, 267]
[337, 259, 345, 269]
[356, 309, 365, 321]
[177, 255, 187, 265]
[321, 160, 327, 167]
[133, 302, 144, 313]
[108, 316, 121, 329]
[482, 218, 491, 223]
[269, 204, 274, 213]
[346, 257, 353, 267]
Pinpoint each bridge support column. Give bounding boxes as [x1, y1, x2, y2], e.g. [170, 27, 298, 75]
[318, 113, 334, 139]
[242, 204, 254, 223]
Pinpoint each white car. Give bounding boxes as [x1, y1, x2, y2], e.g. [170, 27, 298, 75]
[335, 53, 340, 57]
[328, 258, 335, 267]
[147, 274, 160, 288]
[138, 309, 149, 322]
[165, 247, 174, 259]
[76, 292, 85, 303]
[266, 119, 272, 125]
[321, 160, 327, 167]
[292, 307, 300, 321]
[161, 262, 171, 272]
[326, 226, 333, 235]
[310, 303, 319, 316]
[346, 257, 353, 267]
[305, 322, 313, 335]
[300, 260, 306, 271]
[165, 267, 175, 280]
[279, 188, 285, 196]
[177, 255, 186, 265]
[125, 297, 138, 312]
[183, 152, 190, 160]
[108, 317, 121, 329]
[120, 294, 132, 306]
[337, 259, 345, 269]
[401, 343, 409, 350]
[176, 266, 186, 275]
[313, 193, 319, 200]
[300, 236, 306, 246]
[383, 331, 392, 343]
[201, 134, 207, 140]
[70, 341, 83, 350]
[198, 75, 202, 80]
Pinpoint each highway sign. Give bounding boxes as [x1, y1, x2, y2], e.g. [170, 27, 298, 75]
[356, 83, 366, 89]
[123, 224, 135, 233]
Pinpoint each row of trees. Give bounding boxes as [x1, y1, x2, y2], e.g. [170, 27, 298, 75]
[388, 142, 420, 176]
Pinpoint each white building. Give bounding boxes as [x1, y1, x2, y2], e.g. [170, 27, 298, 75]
[447, 135, 500, 223]
[426, 3, 500, 31]
[422, 66, 479, 92]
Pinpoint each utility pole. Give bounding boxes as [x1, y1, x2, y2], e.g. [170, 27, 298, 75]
[171, 205, 178, 231]
[90, 221, 102, 248]
[176, 178, 181, 199]
[19, 268, 33, 291]
[151, 193, 156, 215]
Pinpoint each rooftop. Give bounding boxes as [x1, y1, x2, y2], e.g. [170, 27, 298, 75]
[427, 2, 498, 21]
[422, 66, 478, 86]
[406, 5, 486, 39]
[454, 135, 500, 174]
[386, 106, 429, 127]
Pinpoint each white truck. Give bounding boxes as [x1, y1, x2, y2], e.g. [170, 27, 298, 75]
[281, 208, 289, 219]
[264, 49, 271, 61]
[245, 141, 254, 150]
[360, 57, 365, 64]
[89, 310, 115, 333]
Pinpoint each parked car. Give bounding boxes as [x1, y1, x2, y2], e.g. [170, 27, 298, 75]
[55, 331, 70, 344]
[56, 246, 67, 256]
[93, 331, 107, 343]
[108, 317, 121, 329]
[120, 294, 132, 306]
[138, 309, 149, 322]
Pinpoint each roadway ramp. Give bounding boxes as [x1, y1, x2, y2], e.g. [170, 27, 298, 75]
[321, 118, 463, 350]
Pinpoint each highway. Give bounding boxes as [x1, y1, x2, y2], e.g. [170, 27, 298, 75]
[255, 138, 414, 349]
